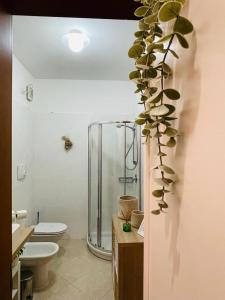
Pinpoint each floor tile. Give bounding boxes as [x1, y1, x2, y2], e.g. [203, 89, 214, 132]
[101, 289, 115, 300]
[72, 269, 113, 300]
[33, 238, 113, 300]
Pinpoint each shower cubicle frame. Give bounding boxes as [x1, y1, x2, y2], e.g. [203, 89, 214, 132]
[87, 120, 142, 260]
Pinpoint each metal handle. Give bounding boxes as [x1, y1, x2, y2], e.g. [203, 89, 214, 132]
[119, 175, 137, 184]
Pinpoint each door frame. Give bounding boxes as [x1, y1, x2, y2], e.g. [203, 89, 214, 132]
[0, 2, 141, 299]
[0, 6, 12, 300]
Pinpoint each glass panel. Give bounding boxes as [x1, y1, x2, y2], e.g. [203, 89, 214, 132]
[88, 121, 142, 256]
[101, 123, 120, 251]
[89, 124, 99, 247]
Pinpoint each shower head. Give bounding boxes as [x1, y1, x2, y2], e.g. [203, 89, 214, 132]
[116, 124, 136, 131]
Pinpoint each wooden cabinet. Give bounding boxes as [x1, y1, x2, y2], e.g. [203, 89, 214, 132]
[12, 227, 34, 300]
[112, 215, 144, 300]
[12, 260, 21, 300]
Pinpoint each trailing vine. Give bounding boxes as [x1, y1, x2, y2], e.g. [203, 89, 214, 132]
[128, 0, 193, 215]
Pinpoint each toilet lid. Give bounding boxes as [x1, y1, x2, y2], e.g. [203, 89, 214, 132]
[34, 222, 67, 235]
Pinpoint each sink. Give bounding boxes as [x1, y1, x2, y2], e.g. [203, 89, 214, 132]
[12, 224, 21, 240]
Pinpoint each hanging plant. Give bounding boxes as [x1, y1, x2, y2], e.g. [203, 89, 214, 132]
[129, 0, 193, 215]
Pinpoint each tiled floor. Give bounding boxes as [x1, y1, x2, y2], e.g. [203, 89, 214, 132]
[34, 239, 114, 300]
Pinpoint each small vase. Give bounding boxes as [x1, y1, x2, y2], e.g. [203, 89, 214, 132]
[131, 210, 144, 228]
[118, 195, 138, 221]
[123, 222, 131, 232]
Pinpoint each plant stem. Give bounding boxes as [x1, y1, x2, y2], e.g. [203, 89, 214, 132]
[156, 34, 175, 206]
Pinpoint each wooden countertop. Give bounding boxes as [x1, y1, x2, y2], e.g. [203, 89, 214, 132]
[12, 227, 34, 260]
[112, 215, 144, 245]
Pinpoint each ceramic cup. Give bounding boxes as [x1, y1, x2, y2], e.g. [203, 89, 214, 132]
[131, 210, 144, 228]
[118, 195, 138, 221]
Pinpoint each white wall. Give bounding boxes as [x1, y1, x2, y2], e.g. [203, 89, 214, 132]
[12, 55, 35, 225]
[32, 79, 138, 239]
[13, 57, 139, 239]
[33, 79, 137, 118]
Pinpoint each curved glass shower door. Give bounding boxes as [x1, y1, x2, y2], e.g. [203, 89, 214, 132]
[87, 121, 142, 260]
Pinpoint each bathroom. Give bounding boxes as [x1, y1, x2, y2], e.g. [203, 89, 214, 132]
[2, 1, 225, 300]
[12, 15, 144, 299]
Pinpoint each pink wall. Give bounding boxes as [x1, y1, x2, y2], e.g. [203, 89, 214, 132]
[144, 1, 225, 299]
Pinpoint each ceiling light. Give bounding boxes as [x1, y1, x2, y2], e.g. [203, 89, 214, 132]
[65, 30, 89, 53]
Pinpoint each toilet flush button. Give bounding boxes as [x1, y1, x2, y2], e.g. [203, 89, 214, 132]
[17, 165, 27, 181]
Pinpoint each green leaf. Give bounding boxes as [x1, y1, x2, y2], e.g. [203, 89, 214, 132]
[143, 68, 158, 79]
[149, 87, 158, 95]
[142, 128, 151, 136]
[155, 24, 163, 34]
[159, 165, 175, 174]
[147, 43, 164, 53]
[137, 83, 145, 89]
[162, 63, 172, 74]
[129, 70, 141, 80]
[156, 34, 173, 43]
[145, 36, 153, 44]
[163, 178, 174, 184]
[150, 121, 160, 129]
[136, 57, 148, 70]
[165, 116, 177, 121]
[133, 39, 145, 47]
[176, 33, 189, 48]
[151, 105, 170, 116]
[159, 202, 168, 209]
[152, 209, 161, 215]
[160, 119, 171, 126]
[169, 49, 179, 59]
[128, 44, 144, 58]
[141, 95, 148, 102]
[153, 2, 160, 13]
[139, 111, 149, 118]
[152, 189, 164, 198]
[134, 31, 146, 38]
[136, 54, 156, 69]
[174, 16, 194, 35]
[144, 13, 158, 25]
[164, 104, 176, 116]
[134, 6, 149, 17]
[164, 127, 178, 137]
[163, 88, 180, 100]
[149, 92, 163, 104]
[154, 132, 162, 138]
[157, 151, 167, 157]
[135, 118, 146, 125]
[167, 137, 176, 147]
[155, 178, 168, 186]
[139, 19, 150, 31]
[158, 1, 182, 22]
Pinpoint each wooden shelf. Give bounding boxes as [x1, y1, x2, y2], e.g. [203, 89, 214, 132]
[12, 227, 34, 260]
[112, 215, 143, 245]
[112, 215, 144, 300]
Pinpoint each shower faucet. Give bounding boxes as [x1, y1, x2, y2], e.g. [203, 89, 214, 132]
[119, 175, 137, 184]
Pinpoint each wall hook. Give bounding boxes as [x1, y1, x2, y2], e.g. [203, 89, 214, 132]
[62, 136, 73, 151]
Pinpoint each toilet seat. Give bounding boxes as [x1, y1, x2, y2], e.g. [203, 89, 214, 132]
[34, 222, 67, 235]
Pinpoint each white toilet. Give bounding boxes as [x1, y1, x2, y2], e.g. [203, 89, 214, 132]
[20, 242, 59, 290]
[30, 222, 68, 243]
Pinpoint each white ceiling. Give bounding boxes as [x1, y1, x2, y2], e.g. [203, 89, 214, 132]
[13, 16, 137, 80]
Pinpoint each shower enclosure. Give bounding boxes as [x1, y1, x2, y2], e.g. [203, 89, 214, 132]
[87, 121, 142, 260]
